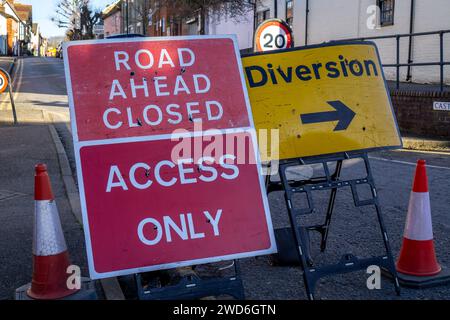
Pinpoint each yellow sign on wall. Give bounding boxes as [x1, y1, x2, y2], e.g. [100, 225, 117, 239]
[242, 42, 402, 161]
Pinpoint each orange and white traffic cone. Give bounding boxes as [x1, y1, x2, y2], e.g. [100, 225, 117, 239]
[396, 160, 441, 277]
[26, 164, 79, 299]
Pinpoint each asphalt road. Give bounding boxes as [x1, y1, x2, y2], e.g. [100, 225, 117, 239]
[6, 57, 450, 300]
[12, 56, 70, 121]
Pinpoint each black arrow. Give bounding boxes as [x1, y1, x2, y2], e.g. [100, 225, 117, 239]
[300, 100, 356, 131]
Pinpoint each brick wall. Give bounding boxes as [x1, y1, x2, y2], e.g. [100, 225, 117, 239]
[390, 90, 450, 139]
[104, 11, 122, 37]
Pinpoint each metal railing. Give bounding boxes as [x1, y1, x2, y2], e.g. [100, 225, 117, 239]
[342, 29, 450, 92]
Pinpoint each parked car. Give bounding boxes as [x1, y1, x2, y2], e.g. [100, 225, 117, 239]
[106, 33, 145, 39]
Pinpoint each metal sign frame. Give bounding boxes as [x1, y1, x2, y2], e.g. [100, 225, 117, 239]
[134, 261, 245, 300]
[267, 151, 401, 300]
[244, 41, 402, 299]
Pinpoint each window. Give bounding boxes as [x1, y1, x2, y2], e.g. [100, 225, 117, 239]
[378, 0, 395, 26]
[256, 9, 270, 28]
[286, 0, 293, 29]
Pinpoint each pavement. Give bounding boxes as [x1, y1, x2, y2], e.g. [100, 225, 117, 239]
[0, 57, 70, 125]
[0, 56, 449, 300]
[0, 57, 91, 300]
[402, 136, 450, 153]
[0, 125, 89, 300]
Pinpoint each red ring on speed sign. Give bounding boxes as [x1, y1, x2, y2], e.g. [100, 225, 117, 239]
[0, 70, 8, 93]
[255, 19, 293, 52]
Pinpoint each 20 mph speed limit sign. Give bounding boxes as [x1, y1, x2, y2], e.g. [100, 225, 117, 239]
[254, 19, 293, 52]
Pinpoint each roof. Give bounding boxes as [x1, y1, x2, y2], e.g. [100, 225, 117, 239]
[0, 1, 27, 24]
[102, 0, 121, 19]
[14, 3, 32, 22]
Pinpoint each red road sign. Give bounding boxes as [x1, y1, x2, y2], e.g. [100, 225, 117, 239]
[64, 36, 276, 279]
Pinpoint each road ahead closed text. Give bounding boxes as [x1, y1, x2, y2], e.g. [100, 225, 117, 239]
[67, 38, 251, 141]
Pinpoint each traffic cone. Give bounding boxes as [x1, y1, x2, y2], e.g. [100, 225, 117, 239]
[27, 164, 79, 299]
[396, 160, 441, 277]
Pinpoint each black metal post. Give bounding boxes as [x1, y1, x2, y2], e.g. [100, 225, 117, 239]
[396, 35, 400, 90]
[126, 0, 129, 34]
[1, 67, 17, 125]
[143, 0, 147, 36]
[320, 160, 343, 252]
[440, 31, 444, 92]
[406, 0, 415, 82]
[250, 0, 257, 52]
[305, 0, 309, 45]
[9, 83, 17, 125]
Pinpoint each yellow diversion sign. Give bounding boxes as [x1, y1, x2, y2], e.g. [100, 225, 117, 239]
[242, 42, 402, 161]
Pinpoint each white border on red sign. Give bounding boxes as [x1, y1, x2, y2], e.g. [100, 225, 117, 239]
[63, 35, 277, 279]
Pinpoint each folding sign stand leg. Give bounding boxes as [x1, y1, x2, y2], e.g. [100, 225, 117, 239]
[275, 152, 401, 300]
[134, 260, 245, 300]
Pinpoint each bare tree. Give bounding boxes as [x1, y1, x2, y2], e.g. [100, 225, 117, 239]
[123, 0, 152, 35]
[52, 0, 101, 40]
[152, 0, 253, 35]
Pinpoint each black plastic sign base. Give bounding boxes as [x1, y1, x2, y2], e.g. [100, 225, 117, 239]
[15, 277, 98, 300]
[382, 266, 450, 289]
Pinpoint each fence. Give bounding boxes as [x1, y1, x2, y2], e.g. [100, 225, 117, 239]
[343, 29, 450, 92]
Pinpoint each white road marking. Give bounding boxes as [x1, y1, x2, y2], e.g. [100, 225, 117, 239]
[12, 58, 23, 100]
[369, 156, 450, 171]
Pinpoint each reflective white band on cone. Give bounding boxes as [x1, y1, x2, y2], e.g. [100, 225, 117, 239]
[403, 192, 433, 241]
[33, 200, 67, 256]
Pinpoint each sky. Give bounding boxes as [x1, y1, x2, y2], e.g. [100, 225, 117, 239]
[19, 0, 114, 38]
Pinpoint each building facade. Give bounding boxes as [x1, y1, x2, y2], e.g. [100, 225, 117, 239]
[121, 0, 185, 37]
[291, 0, 450, 84]
[206, 0, 450, 85]
[122, 0, 149, 35]
[99, 0, 450, 84]
[30, 22, 41, 56]
[13, 1, 32, 54]
[0, 11, 7, 55]
[40, 36, 47, 57]
[103, 0, 122, 37]
[0, 0, 32, 56]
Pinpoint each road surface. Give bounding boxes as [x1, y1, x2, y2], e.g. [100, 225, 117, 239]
[7, 56, 450, 300]
[13, 57, 69, 120]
